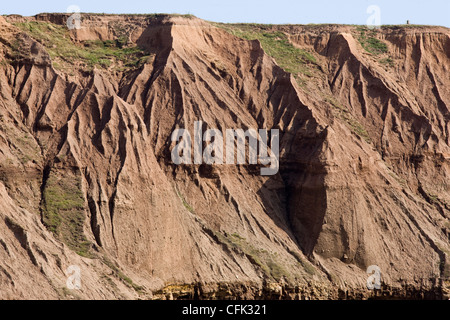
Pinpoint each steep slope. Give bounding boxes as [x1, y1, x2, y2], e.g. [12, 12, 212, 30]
[0, 14, 448, 299]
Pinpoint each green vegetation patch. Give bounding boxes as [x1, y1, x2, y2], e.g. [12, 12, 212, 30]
[70, 13, 196, 18]
[171, 189, 290, 285]
[214, 231, 290, 281]
[176, 189, 195, 214]
[326, 96, 372, 144]
[216, 23, 318, 79]
[42, 171, 92, 257]
[103, 257, 145, 293]
[380, 24, 433, 29]
[0, 114, 41, 165]
[13, 21, 151, 72]
[379, 57, 394, 67]
[356, 26, 388, 55]
[287, 249, 316, 276]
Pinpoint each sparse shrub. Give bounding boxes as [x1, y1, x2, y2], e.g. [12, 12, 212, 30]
[103, 257, 144, 293]
[326, 97, 372, 143]
[379, 57, 394, 67]
[213, 230, 291, 281]
[176, 189, 195, 213]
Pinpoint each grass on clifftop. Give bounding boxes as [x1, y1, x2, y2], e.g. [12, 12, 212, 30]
[13, 21, 151, 72]
[56, 13, 196, 18]
[216, 23, 319, 80]
[355, 26, 396, 69]
[356, 26, 388, 55]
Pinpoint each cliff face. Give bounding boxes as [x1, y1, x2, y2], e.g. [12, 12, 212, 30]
[0, 14, 449, 299]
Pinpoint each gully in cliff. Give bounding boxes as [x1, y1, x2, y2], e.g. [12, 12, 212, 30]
[171, 121, 279, 175]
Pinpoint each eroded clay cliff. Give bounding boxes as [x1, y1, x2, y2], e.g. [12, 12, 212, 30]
[0, 14, 449, 299]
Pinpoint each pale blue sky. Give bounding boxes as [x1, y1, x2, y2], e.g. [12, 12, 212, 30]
[2, 0, 449, 27]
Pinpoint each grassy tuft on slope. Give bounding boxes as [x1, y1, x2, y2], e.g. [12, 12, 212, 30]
[356, 26, 388, 55]
[13, 21, 151, 73]
[215, 23, 319, 80]
[42, 172, 92, 257]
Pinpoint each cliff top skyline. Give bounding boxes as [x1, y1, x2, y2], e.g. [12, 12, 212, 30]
[2, 0, 450, 27]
